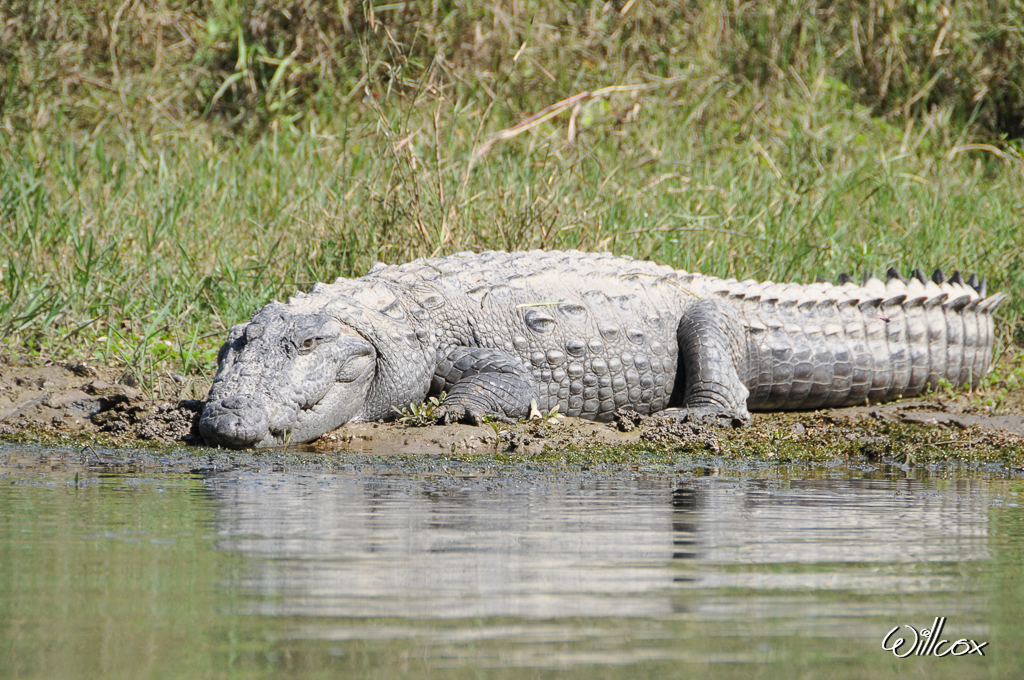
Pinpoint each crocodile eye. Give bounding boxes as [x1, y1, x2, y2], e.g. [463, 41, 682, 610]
[297, 336, 320, 354]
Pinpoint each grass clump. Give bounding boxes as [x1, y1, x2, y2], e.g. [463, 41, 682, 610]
[393, 392, 448, 427]
[0, 1, 1022, 386]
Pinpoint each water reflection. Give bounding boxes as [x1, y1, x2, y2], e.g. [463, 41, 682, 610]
[212, 476, 679, 619]
[207, 471, 991, 624]
[700, 478, 989, 564]
[1, 451, 1013, 678]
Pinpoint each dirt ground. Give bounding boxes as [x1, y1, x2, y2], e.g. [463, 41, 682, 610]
[2, 357, 1024, 469]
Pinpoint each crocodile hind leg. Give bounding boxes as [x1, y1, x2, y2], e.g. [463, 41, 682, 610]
[431, 347, 539, 425]
[665, 299, 751, 427]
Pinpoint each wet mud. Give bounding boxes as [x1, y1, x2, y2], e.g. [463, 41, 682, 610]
[3, 357, 1024, 471]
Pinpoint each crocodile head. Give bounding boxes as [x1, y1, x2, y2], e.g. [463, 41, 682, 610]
[200, 303, 377, 449]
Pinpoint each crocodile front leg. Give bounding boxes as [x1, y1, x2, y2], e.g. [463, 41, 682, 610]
[670, 299, 751, 427]
[432, 347, 538, 425]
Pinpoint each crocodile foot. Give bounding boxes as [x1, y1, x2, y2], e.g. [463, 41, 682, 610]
[658, 406, 750, 428]
[434, 403, 517, 426]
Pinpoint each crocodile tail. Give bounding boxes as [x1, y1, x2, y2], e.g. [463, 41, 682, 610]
[840, 270, 1005, 395]
[741, 272, 1008, 410]
[863, 273, 1006, 400]
[973, 291, 1008, 385]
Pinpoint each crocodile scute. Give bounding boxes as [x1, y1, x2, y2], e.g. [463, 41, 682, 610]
[199, 249, 1008, 448]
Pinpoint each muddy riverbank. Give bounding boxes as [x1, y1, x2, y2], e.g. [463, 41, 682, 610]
[3, 357, 1024, 470]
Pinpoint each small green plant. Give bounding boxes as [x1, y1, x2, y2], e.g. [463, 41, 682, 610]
[981, 350, 1024, 393]
[482, 415, 510, 451]
[392, 392, 447, 427]
[932, 377, 958, 399]
[528, 399, 564, 425]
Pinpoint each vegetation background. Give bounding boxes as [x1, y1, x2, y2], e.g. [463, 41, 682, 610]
[1, 0, 1023, 391]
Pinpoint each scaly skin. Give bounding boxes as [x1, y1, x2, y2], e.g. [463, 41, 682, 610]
[200, 250, 1007, 448]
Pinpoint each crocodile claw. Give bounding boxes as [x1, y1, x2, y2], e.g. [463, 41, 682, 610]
[435, 403, 515, 426]
[435, 403, 476, 425]
[658, 406, 750, 428]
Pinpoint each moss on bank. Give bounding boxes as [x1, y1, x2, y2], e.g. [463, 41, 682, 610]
[5, 399, 1024, 475]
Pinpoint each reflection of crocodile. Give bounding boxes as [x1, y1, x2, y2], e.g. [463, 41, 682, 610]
[209, 472, 990, 619]
[200, 249, 1006, 448]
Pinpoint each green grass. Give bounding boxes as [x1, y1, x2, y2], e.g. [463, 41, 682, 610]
[1, 1, 1023, 387]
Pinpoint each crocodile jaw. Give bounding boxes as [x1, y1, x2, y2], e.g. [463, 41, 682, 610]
[200, 308, 376, 449]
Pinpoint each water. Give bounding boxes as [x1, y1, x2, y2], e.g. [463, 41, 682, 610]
[2, 449, 1023, 679]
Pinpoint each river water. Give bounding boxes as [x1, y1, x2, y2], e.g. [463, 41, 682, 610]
[1, 446, 1023, 679]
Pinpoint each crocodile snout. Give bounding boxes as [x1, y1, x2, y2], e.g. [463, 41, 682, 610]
[200, 394, 270, 448]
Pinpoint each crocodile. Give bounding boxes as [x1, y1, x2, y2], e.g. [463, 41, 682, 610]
[199, 249, 1007, 449]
